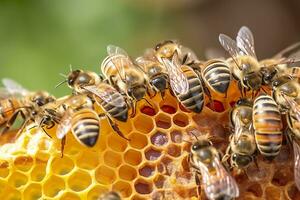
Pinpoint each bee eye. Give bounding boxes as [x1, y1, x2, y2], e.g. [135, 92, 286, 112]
[192, 143, 201, 151]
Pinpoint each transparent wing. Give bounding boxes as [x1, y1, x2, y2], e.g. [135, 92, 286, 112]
[236, 26, 257, 58]
[0, 88, 12, 99]
[233, 118, 243, 143]
[273, 42, 300, 60]
[282, 95, 300, 121]
[56, 109, 72, 139]
[135, 56, 154, 72]
[83, 84, 125, 107]
[2, 78, 29, 96]
[162, 53, 189, 94]
[219, 34, 241, 69]
[107, 45, 129, 57]
[143, 48, 158, 61]
[293, 140, 300, 191]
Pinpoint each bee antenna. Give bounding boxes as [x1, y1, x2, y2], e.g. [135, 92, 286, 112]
[55, 80, 67, 88]
[190, 131, 199, 141]
[59, 73, 67, 78]
[69, 64, 73, 72]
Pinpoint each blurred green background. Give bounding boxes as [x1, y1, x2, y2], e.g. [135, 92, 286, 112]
[1, 0, 300, 97]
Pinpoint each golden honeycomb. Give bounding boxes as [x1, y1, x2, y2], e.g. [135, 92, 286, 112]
[0, 81, 298, 200]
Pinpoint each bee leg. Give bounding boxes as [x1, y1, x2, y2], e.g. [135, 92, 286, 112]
[194, 173, 202, 198]
[100, 114, 130, 141]
[0, 110, 21, 135]
[14, 118, 31, 139]
[61, 136, 66, 158]
[160, 90, 165, 100]
[143, 98, 153, 108]
[130, 100, 137, 118]
[199, 75, 214, 111]
[237, 81, 244, 97]
[146, 86, 156, 99]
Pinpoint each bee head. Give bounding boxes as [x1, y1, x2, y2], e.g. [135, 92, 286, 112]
[260, 66, 278, 85]
[67, 70, 82, 87]
[244, 72, 262, 91]
[272, 75, 291, 88]
[231, 153, 252, 168]
[155, 40, 179, 59]
[236, 98, 253, 107]
[128, 86, 147, 101]
[31, 91, 55, 107]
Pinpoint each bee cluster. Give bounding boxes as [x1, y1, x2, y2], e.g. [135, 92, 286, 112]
[1, 26, 300, 200]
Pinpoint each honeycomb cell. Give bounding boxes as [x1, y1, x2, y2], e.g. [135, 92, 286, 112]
[151, 131, 168, 146]
[271, 167, 293, 186]
[206, 100, 225, 112]
[154, 174, 166, 189]
[129, 132, 148, 149]
[155, 113, 171, 129]
[139, 163, 155, 177]
[119, 165, 137, 181]
[286, 183, 300, 200]
[133, 115, 154, 134]
[43, 175, 65, 198]
[113, 181, 132, 198]
[23, 183, 42, 200]
[68, 170, 91, 192]
[140, 105, 157, 116]
[167, 144, 181, 157]
[0, 160, 9, 178]
[2, 187, 21, 200]
[131, 194, 148, 200]
[124, 149, 142, 166]
[95, 165, 116, 185]
[60, 192, 81, 200]
[159, 94, 178, 114]
[161, 105, 177, 114]
[87, 185, 109, 200]
[107, 134, 128, 152]
[246, 182, 263, 197]
[51, 156, 74, 176]
[161, 156, 175, 175]
[265, 186, 281, 200]
[14, 156, 33, 172]
[134, 179, 153, 195]
[104, 150, 122, 168]
[8, 171, 28, 188]
[179, 103, 191, 113]
[173, 113, 189, 127]
[77, 151, 99, 170]
[170, 130, 183, 143]
[31, 163, 46, 182]
[144, 147, 161, 161]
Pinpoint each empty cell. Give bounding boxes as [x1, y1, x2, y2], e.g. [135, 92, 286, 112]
[159, 95, 178, 114]
[271, 167, 293, 186]
[161, 156, 175, 175]
[60, 192, 81, 200]
[144, 147, 161, 161]
[181, 156, 190, 172]
[265, 186, 281, 200]
[8, 171, 28, 188]
[107, 134, 128, 152]
[76, 151, 99, 170]
[95, 165, 116, 185]
[119, 165, 137, 181]
[167, 144, 181, 157]
[124, 149, 142, 166]
[170, 130, 183, 143]
[133, 115, 154, 134]
[112, 181, 132, 198]
[155, 114, 171, 129]
[134, 179, 153, 195]
[23, 183, 42, 200]
[87, 185, 109, 200]
[14, 155, 33, 172]
[140, 105, 157, 116]
[103, 150, 122, 168]
[0, 160, 9, 178]
[129, 133, 148, 149]
[139, 164, 155, 177]
[246, 182, 263, 197]
[151, 131, 168, 146]
[2, 185, 21, 200]
[31, 163, 46, 182]
[51, 156, 74, 176]
[173, 113, 189, 127]
[154, 174, 166, 189]
[287, 183, 300, 200]
[43, 175, 65, 198]
[68, 170, 91, 192]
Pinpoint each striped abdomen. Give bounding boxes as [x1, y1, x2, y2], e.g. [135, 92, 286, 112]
[253, 95, 283, 159]
[177, 65, 204, 113]
[97, 96, 128, 122]
[71, 108, 100, 147]
[202, 60, 231, 94]
[101, 54, 131, 79]
[0, 98, 21, 125]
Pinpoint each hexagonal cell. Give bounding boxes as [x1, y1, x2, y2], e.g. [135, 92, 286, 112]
[87, 185, 109, 200]
[167, 144, 181, 157]
[76, 151, 99, 170]
[95, 165, 116, 185]
[0, 160, 9, 178]
[170, 130, 183, 143]
[68, 170, 91, 192]
[134, 179, 153, 195]
[206, 100, 225, 112]
[13, 155, 33, 172]
[159, 95, 178, 114]
[23, 183, 42, 200]
[43, 175, 65, 198]
[3, 187, 21, 200]
[161, 156, 175, 175]
[139, 163, 155, 177]
[124, 149, 142, 166]
[103, 150, 122, 168]
[129, 132, 148, 149]
[154, 174, 166, 189]
[119, 165, 137, 181]
[181, 156, 190, 172]
[271, 167, 293, 187]
[8, 171, 28, 188]
[144, 147, 161, 161]
[151, 131, 168, 146]
[265, 186, 281, 200]
[133, 115, 154, 134]
[179, 103, 191, 113]
[60, 192, 81, 200]
[286, 183, 300, 200]
[113, 181, 132, 198]
[107, 134, 128, 152]
[173, 113, 189, 127]
[51, 156, 74, 176]
[155, 113, 171, 129]
[31, 163, 46, 182]
[246, 182, 263, 197]
[140, 105, 157, 116]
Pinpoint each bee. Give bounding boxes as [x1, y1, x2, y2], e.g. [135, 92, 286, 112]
[136, 49, 169, 98]
[0, 78, 55, 135]
[223, 99, 256, 169]
[57, 69, 129, 140]
[252, 94, 283, 160]
[219, 26, 262, 96]
[98, 191, 121, 200]
[189, 137, 239, 200]
[101, 45, 150, 117]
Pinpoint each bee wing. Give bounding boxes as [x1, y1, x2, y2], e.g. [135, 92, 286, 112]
[0, 88, 12, 99]
[293, 140, 300, 191]
[135, 56, 154, 72]
[233, 118, 243, 143]
[273, 42, 300, 60]
[56, 109, 72, 139]
[236, 26, 257, 58]
[282, 95, 300, 121]
[143, 48, 158, 61]
[83, 84, 126, 108]
[2, 78, 29, 96]
[219, 34, 241, 69]
[161, 53, 189, 94]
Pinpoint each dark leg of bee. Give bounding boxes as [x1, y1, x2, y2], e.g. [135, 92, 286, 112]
[61, 136, 66, 158]
[130, 100, 137, 118]
[160, 90, 165, 100]
[14, 118, 31, 139]
[146, 86, 156, 99]
[198, 74, 214, 111]
[0, 110, 21, 135]
[243, 87, 247, 98]
[222, 146, 231, 164]
[143, 98, 153, 108]
[237, 81, 244, 97]
[195, 173, 202, 198]
[100, 114, 130, 141]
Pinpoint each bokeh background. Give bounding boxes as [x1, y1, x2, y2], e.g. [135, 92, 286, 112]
[0, 0, 300, 97]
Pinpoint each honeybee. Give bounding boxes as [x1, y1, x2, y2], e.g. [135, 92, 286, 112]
[101, 45, 150, 117]
[0, 78, 55, 135]
[219, 26, 262, 96]
[98, 191, 121, 200]
[252, 94, 283, 160]
[57, 69, 129, 139]
[223, 99, 256, 169]
[189, 137, 240, 200]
